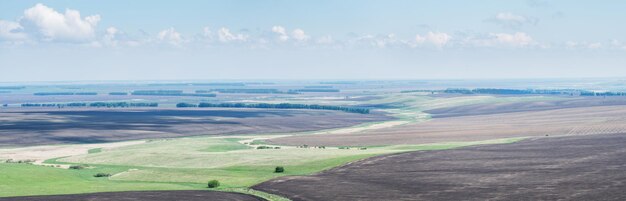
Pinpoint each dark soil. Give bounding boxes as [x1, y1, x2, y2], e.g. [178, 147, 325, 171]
[0, 108, 391, 147]
[0, 190, 264, 201]
[425, 97, 626, 118]
[255, 133, 626, 201]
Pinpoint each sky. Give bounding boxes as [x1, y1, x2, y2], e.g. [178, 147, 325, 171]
[1, 0, 626, 82]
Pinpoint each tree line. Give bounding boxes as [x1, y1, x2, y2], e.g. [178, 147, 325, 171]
[131, 90, 216, 97]
[176, 102, 370, 114]
[290, 89, 340, 93]
[196, 88, 288, 94]
[21, 102, 158, 108]
[34, 92, 98, 96]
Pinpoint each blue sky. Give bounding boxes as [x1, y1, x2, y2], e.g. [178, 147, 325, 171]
[1, 0, 626, 82]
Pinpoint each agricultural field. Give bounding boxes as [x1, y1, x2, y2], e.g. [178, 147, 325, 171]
[268, 105, 626, 146]
[2, 80, 626, 200]
[255, 133, 626, 201]
[0, 108, 389, 147]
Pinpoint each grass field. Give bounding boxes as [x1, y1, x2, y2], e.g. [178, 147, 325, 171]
[0, 136, 523, 197]
[0, 163, 199, 197]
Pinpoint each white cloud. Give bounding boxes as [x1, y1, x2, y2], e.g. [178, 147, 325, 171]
[316, 35, 334, 44]
[496, 12, 527, 23]
[217, 27, 247, 42]
[487, 12, 537, 29]
[491, 32, 533, 47]
[587, 42, 602, 49]
[21, 3, 100, 42]
[0, 20, 28, 41]
[102, 26, 118, 46]
[291, 29, 310, 42]
[414, 34, 426, 44]
[271, 26, 289, 41]
[414, 31, 450, 48]
[158, 27, 184, 46]
[202, 27, 213, 39]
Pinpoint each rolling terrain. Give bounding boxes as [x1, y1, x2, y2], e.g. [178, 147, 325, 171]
[255, 133, 626, 201]
[0, 108, 390, 147]
[268, 104, 626, 146]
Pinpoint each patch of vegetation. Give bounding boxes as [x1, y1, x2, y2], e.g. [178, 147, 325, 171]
[274, 166, 284, 173]
[290, 89, 340, 93]
[176, 102, 370, 114]
[256, 146, 280, 149]
[33, 92, 98, 96]
[108, 92, 128, 95]
[197, 89, 286, 94]
[0, 163, 198, 197]
[69, 165, 86, 170]
[131, 90, 216, 97]
[93, 173, 111, 177]
[4, 159, 36, 164]
[88, 148, 102, 154]
[207, 180, 220, 188]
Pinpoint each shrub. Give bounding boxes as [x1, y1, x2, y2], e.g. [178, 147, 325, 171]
[68, 165, 85, 170]
[93, 173, 111, 177]
[257, 146, 272, 149]
[207, 180, 220, 188]
[275, 166, 285, 173]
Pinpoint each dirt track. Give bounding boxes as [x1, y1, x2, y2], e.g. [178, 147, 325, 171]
[255, 133, 626, 201]
[269, 105, 626, 146]
[0, 191, 264, 201]
[0, 108, 390, 147]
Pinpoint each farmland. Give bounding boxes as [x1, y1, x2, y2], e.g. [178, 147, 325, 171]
[255, 133, 626, 201]
[2, 80, 626, 200]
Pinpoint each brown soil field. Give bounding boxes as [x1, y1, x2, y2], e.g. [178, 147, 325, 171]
[0, 108, 391, 147]
[0, 190, 264, 201]
[426, 96, 626, 118]
[268, 105, 626, 146]
[255, 133, 626, 201]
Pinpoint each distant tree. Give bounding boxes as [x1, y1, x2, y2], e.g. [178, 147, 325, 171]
[207, 180, 220, 188]
[274, 166, 285, 173]
[93, 173, 112, 177]
[69, 165, 85, 170]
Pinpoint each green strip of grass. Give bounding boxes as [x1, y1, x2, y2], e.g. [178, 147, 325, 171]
[88, 148, 102, 154]
[0, 163, 198, 197]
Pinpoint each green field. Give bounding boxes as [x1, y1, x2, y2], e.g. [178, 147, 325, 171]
[0, 136, 524, 198]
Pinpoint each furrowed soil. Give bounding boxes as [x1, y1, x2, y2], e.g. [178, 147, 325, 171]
[425, 96, 626, 118]
[268, 105, 626, 146]
[0, 108, 391, 147]
[255, 133, 626, 201]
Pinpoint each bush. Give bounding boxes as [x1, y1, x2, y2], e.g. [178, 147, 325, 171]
[68, 165, 85, 170]
[93, 173, 111, 177]
[207, 180, 220, 188]
[275, 166, 285, 173]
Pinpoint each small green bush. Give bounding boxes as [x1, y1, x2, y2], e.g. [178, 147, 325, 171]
[207, 180, 220, 188]
[93, 173, 111, 177]
[68, 165, 85, 170]
[274, 166, 285, 173]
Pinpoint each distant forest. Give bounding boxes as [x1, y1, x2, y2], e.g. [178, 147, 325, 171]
[290, 89, 340, 93]
[21, 102, 158, 108]
[34, 92, 98, 96]
[196, 89, 293, 94]
[402, 88, 626, 97]
[131, 90, 216, 97]
[176, 102, 369, 114]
